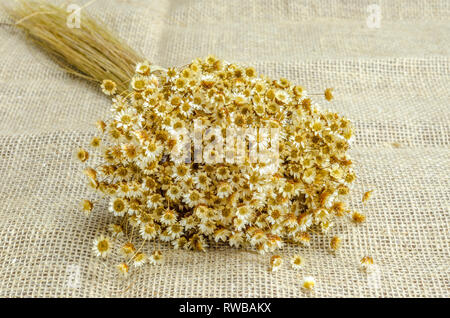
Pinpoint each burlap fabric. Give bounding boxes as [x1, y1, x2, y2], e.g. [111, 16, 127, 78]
[0, 0, 448, 297]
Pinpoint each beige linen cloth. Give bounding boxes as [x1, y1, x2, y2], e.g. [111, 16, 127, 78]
[0, 0, 449, 297]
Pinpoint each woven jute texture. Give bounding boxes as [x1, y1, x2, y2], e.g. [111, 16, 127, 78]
[0, 0, 449, 297]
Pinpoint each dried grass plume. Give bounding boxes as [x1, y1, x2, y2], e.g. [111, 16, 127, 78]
[4, 0, 144, 92]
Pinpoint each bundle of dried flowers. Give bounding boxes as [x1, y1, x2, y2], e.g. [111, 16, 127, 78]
[7, 1, 370, 279]
[80, 56, 357, 266]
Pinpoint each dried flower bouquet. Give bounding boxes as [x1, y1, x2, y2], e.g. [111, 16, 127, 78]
[6, 0, 369, 281]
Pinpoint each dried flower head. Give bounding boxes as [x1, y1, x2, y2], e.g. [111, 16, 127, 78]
[79, 199, 93, 216]
[108, 224, 124, 238]
[96, 120, 107, 133]
[290, 254, 304, 269]
[92, 235, 111, 258]
[352, 211, 366, 223]
[324, 88, 334, 101]
[330, 236, 341, 251]
[302, 276, 315, 290]
[149, 250, 163, 265]
[270, 255, 283, 272]
[121, 242, 136, 257]
[116, 263, 129, 277]
[360, 256, 375, 272]
[133, 252, 148, 267]
[90, 137, 101, 148]
[136, 61, 151, 76]
[101, 80, 117, 96]
[362, 190, 373, 203]
[74, 147, 89, 163]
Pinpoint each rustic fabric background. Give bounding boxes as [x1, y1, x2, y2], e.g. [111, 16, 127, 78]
[0, 0, 449, 297]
